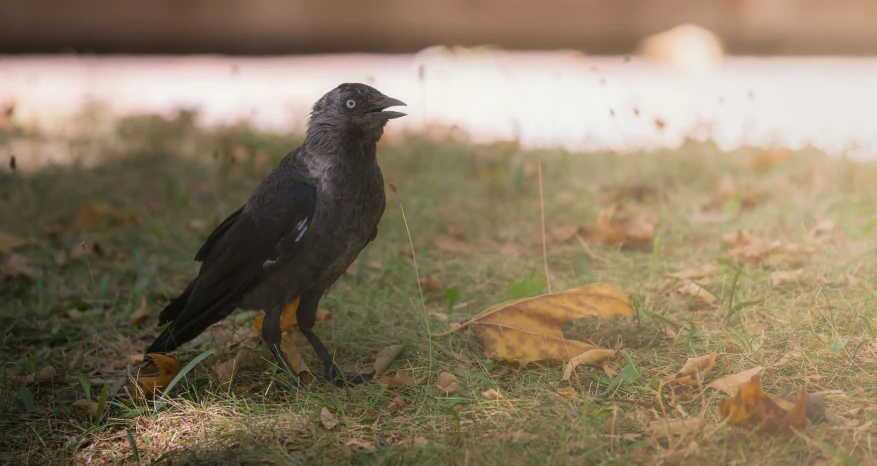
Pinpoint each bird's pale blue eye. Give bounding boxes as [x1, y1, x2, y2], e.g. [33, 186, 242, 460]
[345, 99, 356, 109]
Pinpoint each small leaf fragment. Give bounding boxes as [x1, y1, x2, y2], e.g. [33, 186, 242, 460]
[128, 297, 150, 327]
[482, 388, 510, 403]
[648, 417, 704, 437]
[279, 337, 315, 385]
[662, 351, 719, 387]
[371, 345, 404, 377]
[378, 370, 415, 388]
[0, 231, 36, 254]
[214, 349, 249, 385]
[419, 276, 444, 293]
[73, 399, 101, 417]
[344, 438, 376, 452]
[664, 265, 718, 281]
[562, 348, 617, 381]
[771, 269, 803, 286]
[593, 203, 660, 247]
[5, 366, 56, 385]
[707, 366, 764, 395]
[435, 372, 461, 396]
[2, 254, 40, 279]
[321, 407, 339, 429]
[675, 281, 718, 306]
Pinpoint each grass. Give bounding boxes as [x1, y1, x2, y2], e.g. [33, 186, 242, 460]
[2, 110, 877, 465]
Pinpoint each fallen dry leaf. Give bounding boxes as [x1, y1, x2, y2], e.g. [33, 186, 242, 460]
[718, 374, 808, 431]
[1, 253, 40, 279]
[606, 408, 620, 436]
[497, 431, 539, 442]
[431, 235, 482, 253]
[538, 225, 590, 247]
[134, 354, 180, 396]
[0, 231, 36, 253]
[482, 388, 510, 403]
[214, 349, 249, 385]
[746, 321, 770, 335]
[419, 276, 444, 293]
[72, 399, 101, 417]
[557, 386, 577, 397]
[435, 371, 461, 396]
[371, 344, 405, 377]
[664, 265, 719, 281]
[378, 370, 415, 388]
[253, 298, 332, 333]
[430, 283, 634, 367]
[594, 203, 660, 247]
[128, 297, 150, 327]
[707, 366, 764, 395]
[387, 395, 406, 412]
[648, 417, 704, 437]
[776, 349, 802, 366]
[675, 281, 719, 306]
[562, 348, 617, 381]
[5, 365, 56, 385]
[663, 352, 719, 388]
[807, 220, 845, 244]
[568, 439, 592, 450]
[344, 438, 375, 452]
[602, 184, 661, 203]
[749, 149, 795, 172]
[771, 269, 804, 286]
[550, 225, 584, 244]
[68, 242, 124, 262]
[321, 407, 339, 429]
[450, 351, 474, 370]
[280, 336, 316, 386]
[701, 174, 767, 212]
[722, 230, 814, 265]
[129, 354, 145, 364]
[68, 202, 140, 231]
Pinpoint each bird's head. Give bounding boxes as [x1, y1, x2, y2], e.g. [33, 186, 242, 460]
[307, 83, 406, 141]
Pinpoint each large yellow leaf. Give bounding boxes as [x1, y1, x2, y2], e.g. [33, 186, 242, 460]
[132, 353, 180, 398]
[431, 283, 634, 367]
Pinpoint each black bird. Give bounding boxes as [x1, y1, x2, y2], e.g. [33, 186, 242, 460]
[146, 83, 406, 387]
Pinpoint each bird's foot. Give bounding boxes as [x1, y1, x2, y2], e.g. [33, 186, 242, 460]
[321, 364, 373, 387]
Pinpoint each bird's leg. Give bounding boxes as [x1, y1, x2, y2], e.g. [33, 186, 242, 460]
[301, 328, 373, 386]
[296, 290, 372, 386]
[261, 305, 299, 390]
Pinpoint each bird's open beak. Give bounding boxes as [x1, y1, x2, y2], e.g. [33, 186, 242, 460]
[369, 96, 407, 120]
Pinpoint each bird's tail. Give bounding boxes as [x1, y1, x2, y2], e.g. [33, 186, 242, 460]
[147, 282, 237, 354]
[158, 281, 195, 325]
[147, 281, 195, 354]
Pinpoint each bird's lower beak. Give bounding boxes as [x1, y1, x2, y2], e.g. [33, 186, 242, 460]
[370, 96, 407, 120]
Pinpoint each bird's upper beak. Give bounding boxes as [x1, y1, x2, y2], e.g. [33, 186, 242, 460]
[369, 95, 407, 120]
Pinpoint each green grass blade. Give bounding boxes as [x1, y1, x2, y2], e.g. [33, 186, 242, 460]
[161, 349, 215, 398]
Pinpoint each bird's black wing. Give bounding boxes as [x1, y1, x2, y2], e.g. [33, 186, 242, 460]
[194, 205, 244, 261]
[155, 180, 317, 347]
